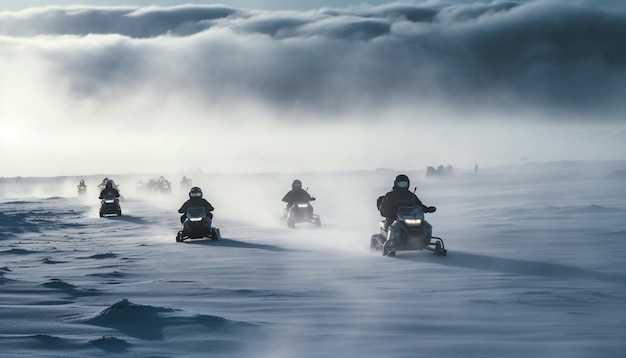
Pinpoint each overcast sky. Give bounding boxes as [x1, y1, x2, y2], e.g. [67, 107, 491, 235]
[1, 0, 625, 177]
[1, 0, 504, 11]
[2, 0, 625, 11]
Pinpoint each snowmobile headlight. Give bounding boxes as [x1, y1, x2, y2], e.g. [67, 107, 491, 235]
[189, 217, 203, 222]
[404, 219, 422, 225]
[104, 199, 115, 204]
[297, 203, 309, 208]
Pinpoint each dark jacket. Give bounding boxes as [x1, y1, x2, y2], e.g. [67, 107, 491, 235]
[282, 188, 312, 206]
[99, 187, 120, 199]
[379, 187, 428, 223]
[178, 198, 214, 215]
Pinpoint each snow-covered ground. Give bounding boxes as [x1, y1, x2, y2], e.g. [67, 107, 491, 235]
[1, 161, 625, 357]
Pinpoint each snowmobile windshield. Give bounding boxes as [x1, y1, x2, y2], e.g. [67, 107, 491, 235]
[102, 192, 117, 203]
[186, 207, 207, 221]
[397, 206, 425, 221]
[293, 193, 310, 203]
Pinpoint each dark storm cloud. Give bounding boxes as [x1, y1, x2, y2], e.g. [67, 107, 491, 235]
[0, 5, 236, 37]
[2, 1, 626, 121]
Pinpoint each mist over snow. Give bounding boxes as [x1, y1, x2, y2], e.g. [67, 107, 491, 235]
[1, 0, 626, 176]
[1, 161, 626, 357]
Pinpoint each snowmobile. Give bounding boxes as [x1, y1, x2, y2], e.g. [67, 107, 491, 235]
[159, 181, 172, 194]
[281, 198, 321, 228]
[370, 205, 446, 257]
[176, 207, 221, 242]
[77, 185, 87, 197]
[99, 192, 122, 217]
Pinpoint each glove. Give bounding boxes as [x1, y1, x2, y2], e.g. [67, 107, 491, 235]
[427, 206, 437, 213]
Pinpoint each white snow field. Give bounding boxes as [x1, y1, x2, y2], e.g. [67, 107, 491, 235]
[1, 161, 625, 357]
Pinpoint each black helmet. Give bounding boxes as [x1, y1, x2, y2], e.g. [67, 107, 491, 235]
[105, 180, 113, 188]
[292, 179, 302, 190]
[189, 187, 202, 199]
[394, 174, 410, 189]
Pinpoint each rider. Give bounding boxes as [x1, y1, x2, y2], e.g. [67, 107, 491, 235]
[178, 187, 214, 224]
[98, 177, 109, 190]
[158, 176, 170, 187]
[99, 180, 120, 199]
[77, 179, 87, 196]
[99, 177, 120, 191]
[282, 179, 313, 208]
[180, 176, 192, 188]
[378, 174, 436, 229]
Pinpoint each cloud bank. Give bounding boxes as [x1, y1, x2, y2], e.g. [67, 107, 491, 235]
[1, 1, 625, 176]
[2, 1, 626, 117]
